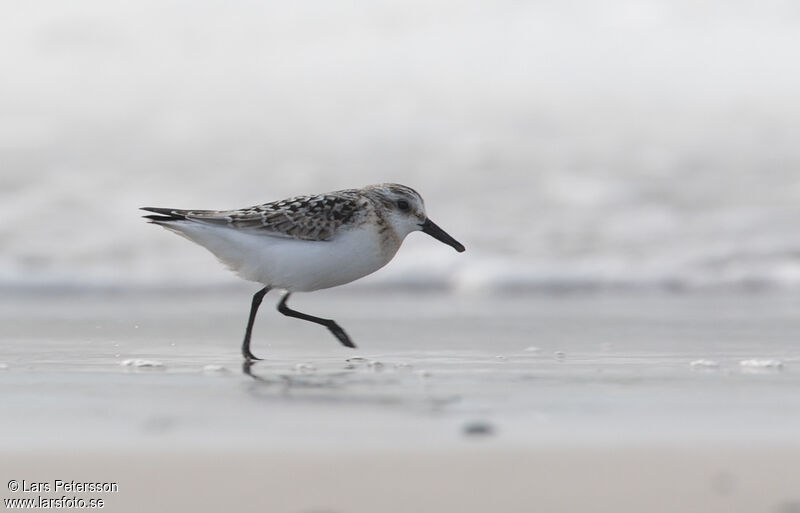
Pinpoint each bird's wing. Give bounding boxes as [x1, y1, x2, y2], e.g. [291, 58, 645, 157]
[142, 191, 364, 241]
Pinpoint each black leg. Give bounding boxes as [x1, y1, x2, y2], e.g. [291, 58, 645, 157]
[242, 286, 270, 361]
[277, 292, 356, 348]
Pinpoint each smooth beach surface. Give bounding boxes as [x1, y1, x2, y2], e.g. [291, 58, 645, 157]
[2, 289, 800, 512]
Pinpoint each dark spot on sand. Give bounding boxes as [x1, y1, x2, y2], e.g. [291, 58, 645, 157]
[463, 420, 495, 437]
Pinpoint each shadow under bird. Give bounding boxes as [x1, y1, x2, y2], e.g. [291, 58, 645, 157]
[141, 183, 465, 361]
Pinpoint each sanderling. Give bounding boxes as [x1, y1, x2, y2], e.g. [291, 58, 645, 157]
[142, 183, 465, 360]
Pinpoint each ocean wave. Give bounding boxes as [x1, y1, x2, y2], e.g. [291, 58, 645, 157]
[5, 245, 800, 293]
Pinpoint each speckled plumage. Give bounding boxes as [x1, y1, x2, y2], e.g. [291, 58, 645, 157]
[196, 191, 365, 239]
[143, 184, 422, 243]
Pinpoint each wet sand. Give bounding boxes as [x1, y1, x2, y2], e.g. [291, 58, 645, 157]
[2, 290, 800, 512]
[4, 447, 800, 513]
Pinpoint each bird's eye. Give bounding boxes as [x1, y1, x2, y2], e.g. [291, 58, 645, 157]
[397, 199, 410, 211]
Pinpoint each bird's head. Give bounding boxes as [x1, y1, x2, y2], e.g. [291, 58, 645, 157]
[365, 183, 465, 252]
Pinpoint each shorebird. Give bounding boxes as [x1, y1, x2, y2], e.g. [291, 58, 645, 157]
[141, 183, 465, 360]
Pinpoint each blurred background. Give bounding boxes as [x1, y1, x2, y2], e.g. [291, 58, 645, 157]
[3, 0, 800, 293]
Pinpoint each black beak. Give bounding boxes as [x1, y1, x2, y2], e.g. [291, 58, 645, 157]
[419, 218, 465, 253]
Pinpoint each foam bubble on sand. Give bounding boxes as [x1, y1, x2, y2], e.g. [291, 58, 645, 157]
[367, 361, 385, 371]
[740, 359, 784, 370]
[294, 363, 316, 373]
[690, 359, 720, 369]
[554, 351, 566, 360]
[524, 346, 541, 353]
[495, 355, 507, 360]
[344, 356, 369, 369]
[202, 364, 228, 373]
[120, 359, 165, 368]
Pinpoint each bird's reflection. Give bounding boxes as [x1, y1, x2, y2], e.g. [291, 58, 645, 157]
[240, 358, 460, 412]
[241, 359, 267, 381]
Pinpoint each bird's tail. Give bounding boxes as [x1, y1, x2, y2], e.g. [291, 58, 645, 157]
[140, 207, 188, 223]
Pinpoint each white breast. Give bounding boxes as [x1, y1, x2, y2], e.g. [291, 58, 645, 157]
[166, 222, 402, 292]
